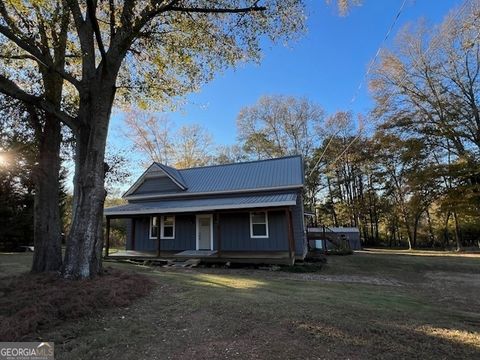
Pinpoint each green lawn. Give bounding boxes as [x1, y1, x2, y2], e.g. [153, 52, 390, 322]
[1, 250, 479, 359]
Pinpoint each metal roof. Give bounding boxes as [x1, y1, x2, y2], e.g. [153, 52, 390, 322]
[105, 192, 297, 216]
[125, 155, 304, 199]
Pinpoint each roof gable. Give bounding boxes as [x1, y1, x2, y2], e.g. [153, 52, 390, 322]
[123, 163, 187, 197]
[154, 162, 187, 190]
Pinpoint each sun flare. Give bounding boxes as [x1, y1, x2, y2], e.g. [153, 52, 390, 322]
[0, 153, 8, 167]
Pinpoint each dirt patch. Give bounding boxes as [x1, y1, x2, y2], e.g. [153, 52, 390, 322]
[283, 273, 404, 286]
[0, 267, 153, 341]
[425, 271, 480, 286]
[360, 248, 480, 258]
[421, 271, 480, 314]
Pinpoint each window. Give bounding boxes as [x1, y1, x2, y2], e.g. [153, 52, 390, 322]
[250, 211, 268, 238]
[162, 216, 175, 239]
[150, 216, 175, 239]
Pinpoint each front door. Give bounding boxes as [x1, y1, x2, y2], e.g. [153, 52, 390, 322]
[196, 214, 213, 250]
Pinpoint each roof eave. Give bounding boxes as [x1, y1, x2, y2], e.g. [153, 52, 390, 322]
[104, 199, 297, 216]
[123, 184, 304, 201]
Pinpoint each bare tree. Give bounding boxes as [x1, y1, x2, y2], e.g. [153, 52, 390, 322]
[173, 124, 213, 168]
[371, 1, 480, 161]
[214, 144, 249, 164]
[237, 95, 325, 159]
[122, 111, 213, 168]
[123, 110, 174, 166]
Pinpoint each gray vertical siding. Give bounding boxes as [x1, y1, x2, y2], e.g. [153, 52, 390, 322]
[134, 177, 181, 195]
[125, 201, 306, 258]
[127, 215, 196, 251]
[218, 211, 289, 251]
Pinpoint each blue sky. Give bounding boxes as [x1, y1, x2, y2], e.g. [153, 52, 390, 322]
[107, 0, 463, 159]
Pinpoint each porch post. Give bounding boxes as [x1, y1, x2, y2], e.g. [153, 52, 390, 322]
[105, 216, 111, 258]
[157, 215, 161, 257]
[216, 213, 222, 258]
[131, 218, 136, 250]
[285, 208, 295, 263]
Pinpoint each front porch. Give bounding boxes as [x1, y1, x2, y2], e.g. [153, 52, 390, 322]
[104, 205, 298, 265]
[105, 249, 293, 265]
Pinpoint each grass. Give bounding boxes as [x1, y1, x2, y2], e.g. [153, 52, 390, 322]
[0, 259, 153, 342]
[0, 250, 479, 359]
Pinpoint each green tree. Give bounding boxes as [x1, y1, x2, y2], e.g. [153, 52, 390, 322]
[372, 132, 439, 250]
[0, 1, 306, 278]
[370, 0, 480, 249]
[0, 101, 36, 250]
[370, 1, 480, 216]
[0, 1, 72, 272]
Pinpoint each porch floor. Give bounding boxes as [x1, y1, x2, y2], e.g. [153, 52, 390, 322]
[106, 249, 293, 265]
[108, 250, 158, 258]
[175, 250, 217, 257]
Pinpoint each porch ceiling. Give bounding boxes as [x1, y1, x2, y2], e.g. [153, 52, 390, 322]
[104, 193, 297, 216]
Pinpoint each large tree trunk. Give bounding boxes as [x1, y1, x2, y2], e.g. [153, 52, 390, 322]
[327, 177, 338, 227]
[452, 211, 462, 251]
[426, 208, 435, 248]
[412, 214, 420, 248]
[31, 115, 63, 272]
[31, 65, 65, 273]
[399, 203, 413, 250]
[63, 85, 114, 279]
[443, 211, 451, 249]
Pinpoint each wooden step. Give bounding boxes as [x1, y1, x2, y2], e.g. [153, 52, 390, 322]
[165, 259, 201, 268]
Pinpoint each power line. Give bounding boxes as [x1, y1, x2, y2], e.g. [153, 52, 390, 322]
[309, 0, 474, 180]
[307, 0, 409, 179]
[376, 0, 471, 113]
[307, 127, 342, 177]
[349, 0, 408, 104]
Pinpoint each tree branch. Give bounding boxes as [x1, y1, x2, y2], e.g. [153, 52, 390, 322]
[0, 53, 36, 60]
[67, 0, 97, 75]
[67, 0, 85, 34]
[0, 24, 82, 90]
[0, 74, 78, 132]
[168, 5, 267, 14]
[86, 0, 107, 64]
[108, 0, 116, 38]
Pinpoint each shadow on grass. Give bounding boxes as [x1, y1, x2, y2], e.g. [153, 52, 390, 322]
[292, 317, 480, 359]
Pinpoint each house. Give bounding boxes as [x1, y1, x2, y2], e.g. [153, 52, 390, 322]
[104, 155, 307, 264]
